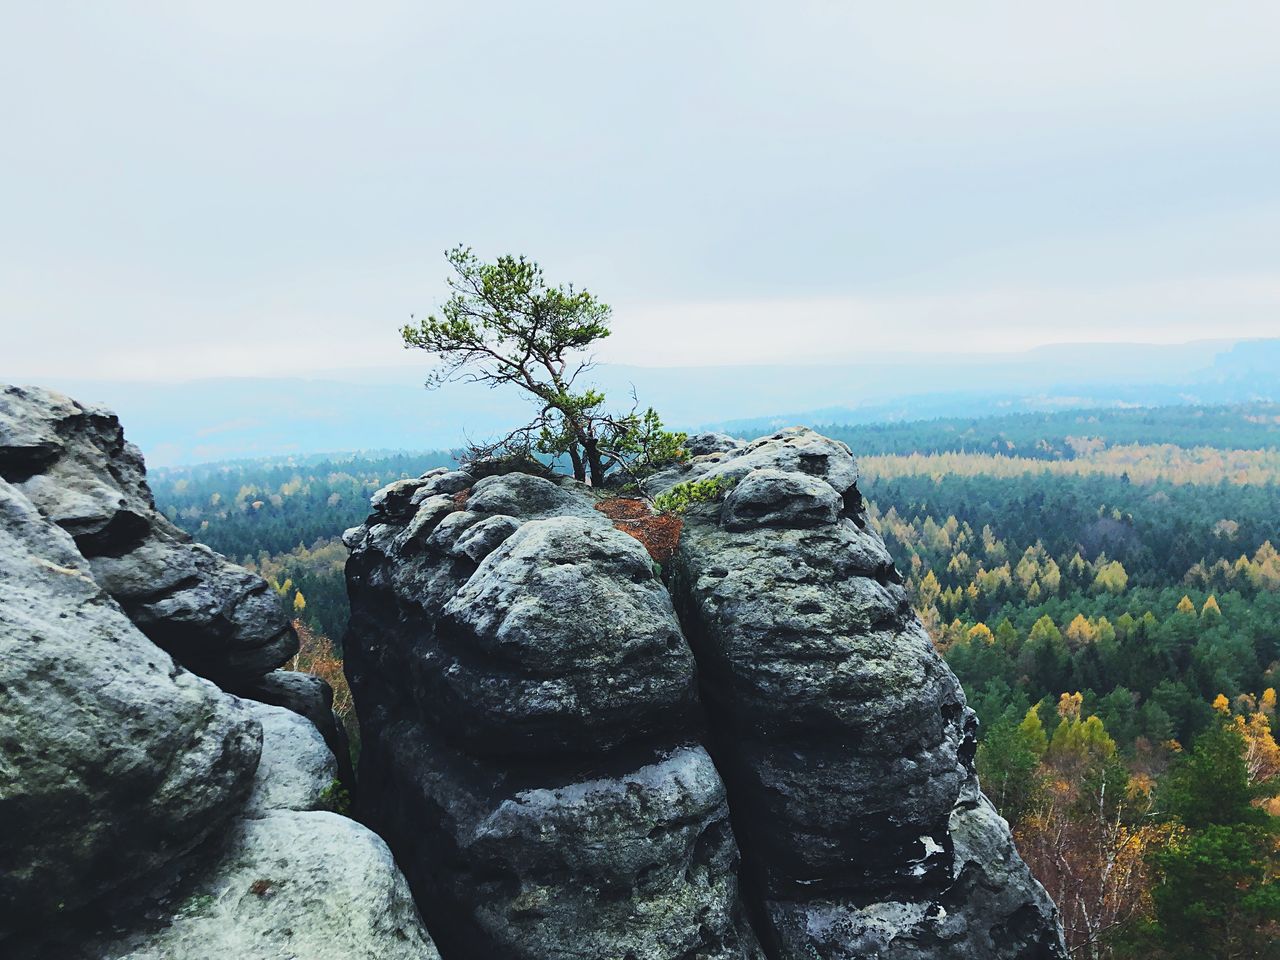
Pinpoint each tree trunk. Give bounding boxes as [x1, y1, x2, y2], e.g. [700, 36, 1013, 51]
[567, 444, 585, 483]
[583, 438, 605, 487]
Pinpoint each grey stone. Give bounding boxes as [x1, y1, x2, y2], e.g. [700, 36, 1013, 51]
[436, 516, 699, 754]
[720, 466, 842, 531]
[126, 544, 294, 683]
[90, 812, 440, 960]
[344, 430, 1065, 958]
[449, 513, 521, 563]
[463, 471, 601, 520]
[0, 385, 296, 687]
[411, 469, 473, 501]
[658, 433, 1066, 955]
[0, 478, 261, 932]
[369, 477, 434, 523]
[647, 426, 860, 503]
[345, 471, 761, 958]
[686, 431, 746, 457]
[382, 732, 762, 960]
[239, 701, 337, 819]
[233, 669, 354, 789]
[766, 781, 1066, 959]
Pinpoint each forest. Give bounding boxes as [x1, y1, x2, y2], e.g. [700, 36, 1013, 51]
[151, 401, 1280, 956]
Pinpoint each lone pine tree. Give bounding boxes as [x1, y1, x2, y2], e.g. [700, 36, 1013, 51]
[402, 246, 686, 486]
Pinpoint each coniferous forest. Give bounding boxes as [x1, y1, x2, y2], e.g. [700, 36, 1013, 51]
[151, 401, 1280, 957]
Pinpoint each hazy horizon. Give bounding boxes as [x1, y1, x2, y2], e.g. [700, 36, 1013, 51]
[4, 3, 1280, 381]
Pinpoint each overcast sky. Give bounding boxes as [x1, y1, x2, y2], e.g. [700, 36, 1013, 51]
[2, 2, 1279, 381]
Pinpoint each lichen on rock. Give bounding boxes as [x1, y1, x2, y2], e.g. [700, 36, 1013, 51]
[0, 386, 438, 960]
[347, 426, 1066, 959]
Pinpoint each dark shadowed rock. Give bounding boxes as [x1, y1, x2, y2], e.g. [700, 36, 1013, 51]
[0, 478, 261, 932]
[234, 669, 354, 789]
[657, 426, 1065, 957]
[345, 471, 763, 959]
[720, 466, 842, 531]
[0, 386, 296, 686]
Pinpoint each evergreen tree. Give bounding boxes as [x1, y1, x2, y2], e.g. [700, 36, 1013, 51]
[1133, 722, 1280, 958]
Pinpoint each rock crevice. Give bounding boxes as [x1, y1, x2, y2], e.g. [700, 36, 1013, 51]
[347, 427, 1067, 959]
[0, 386, 439, 959]
[346, 469, 763, 959]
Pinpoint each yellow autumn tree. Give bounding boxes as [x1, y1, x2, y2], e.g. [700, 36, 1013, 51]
[1227, 691, 1280, 805]
[1092, 560, 1128, 594]
[967, 622, 995, 645]
[1065, 614, 1098, 648]
[293, 590, 307, 614]
[1058, 691, 1085, 720]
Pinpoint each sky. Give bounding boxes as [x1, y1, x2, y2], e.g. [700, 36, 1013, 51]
[2, 2, 1279, 381]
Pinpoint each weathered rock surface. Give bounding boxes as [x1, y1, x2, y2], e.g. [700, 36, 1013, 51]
[239, 700, 337, 818]
[346, 469, 763, 959]
[0, 385, 296, 686]
[238, 668, 355, 789]
[661, 428, 1065, 958]
[349, 428, 1065, 958]
[0, 477, 260, 930]
[1, 386, 438, 959]
[87, 812, 441, 960]
[71, 706, 432, 960]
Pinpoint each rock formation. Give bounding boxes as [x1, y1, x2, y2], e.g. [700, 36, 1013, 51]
[1, 381, 1065, 959]
[344, 469, 763, 958]
[0, 386, 438, 959]
[0, 385, 296, 684]
[654, 430, 1065, 957]
[348, 428, 1068, 959]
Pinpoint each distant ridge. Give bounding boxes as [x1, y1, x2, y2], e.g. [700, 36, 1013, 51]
[20, 338, 1277, 466]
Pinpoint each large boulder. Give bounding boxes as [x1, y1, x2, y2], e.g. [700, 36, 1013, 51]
[0, 386, 296, 687]
[658, 427, 1066, 957]
[86, 812, 441, 960]
[435, 516, 699, 754]
[0, 478, 261, 932]
[67, 701, 437, 960]
[1, 386, 439, 960]
[345, 469, 763, 958]
[237, 668, 355, 789]
[238, 701, 337, 819]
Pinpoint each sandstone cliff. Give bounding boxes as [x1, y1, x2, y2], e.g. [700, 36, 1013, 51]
[0, 386, 438, 959]
[346, 427, 1068, 958]
[0, 385, 1066, 958]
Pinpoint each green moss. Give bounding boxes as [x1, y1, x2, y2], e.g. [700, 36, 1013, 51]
[318, 779, 352, 816]
[653, 477, 737, 515]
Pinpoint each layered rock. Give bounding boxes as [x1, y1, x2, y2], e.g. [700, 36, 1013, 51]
[0, 478, 260, 927]
[657, 429, 1066, 958]
[0, 387, 437, 959]
[0, 385, 296, 686]
[71, 700, 437, 960]
[345, 470, 764, 959]
[350, 428, 1065, 958]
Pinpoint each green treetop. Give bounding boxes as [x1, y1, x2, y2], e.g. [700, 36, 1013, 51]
[403, 246, 686, 486]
